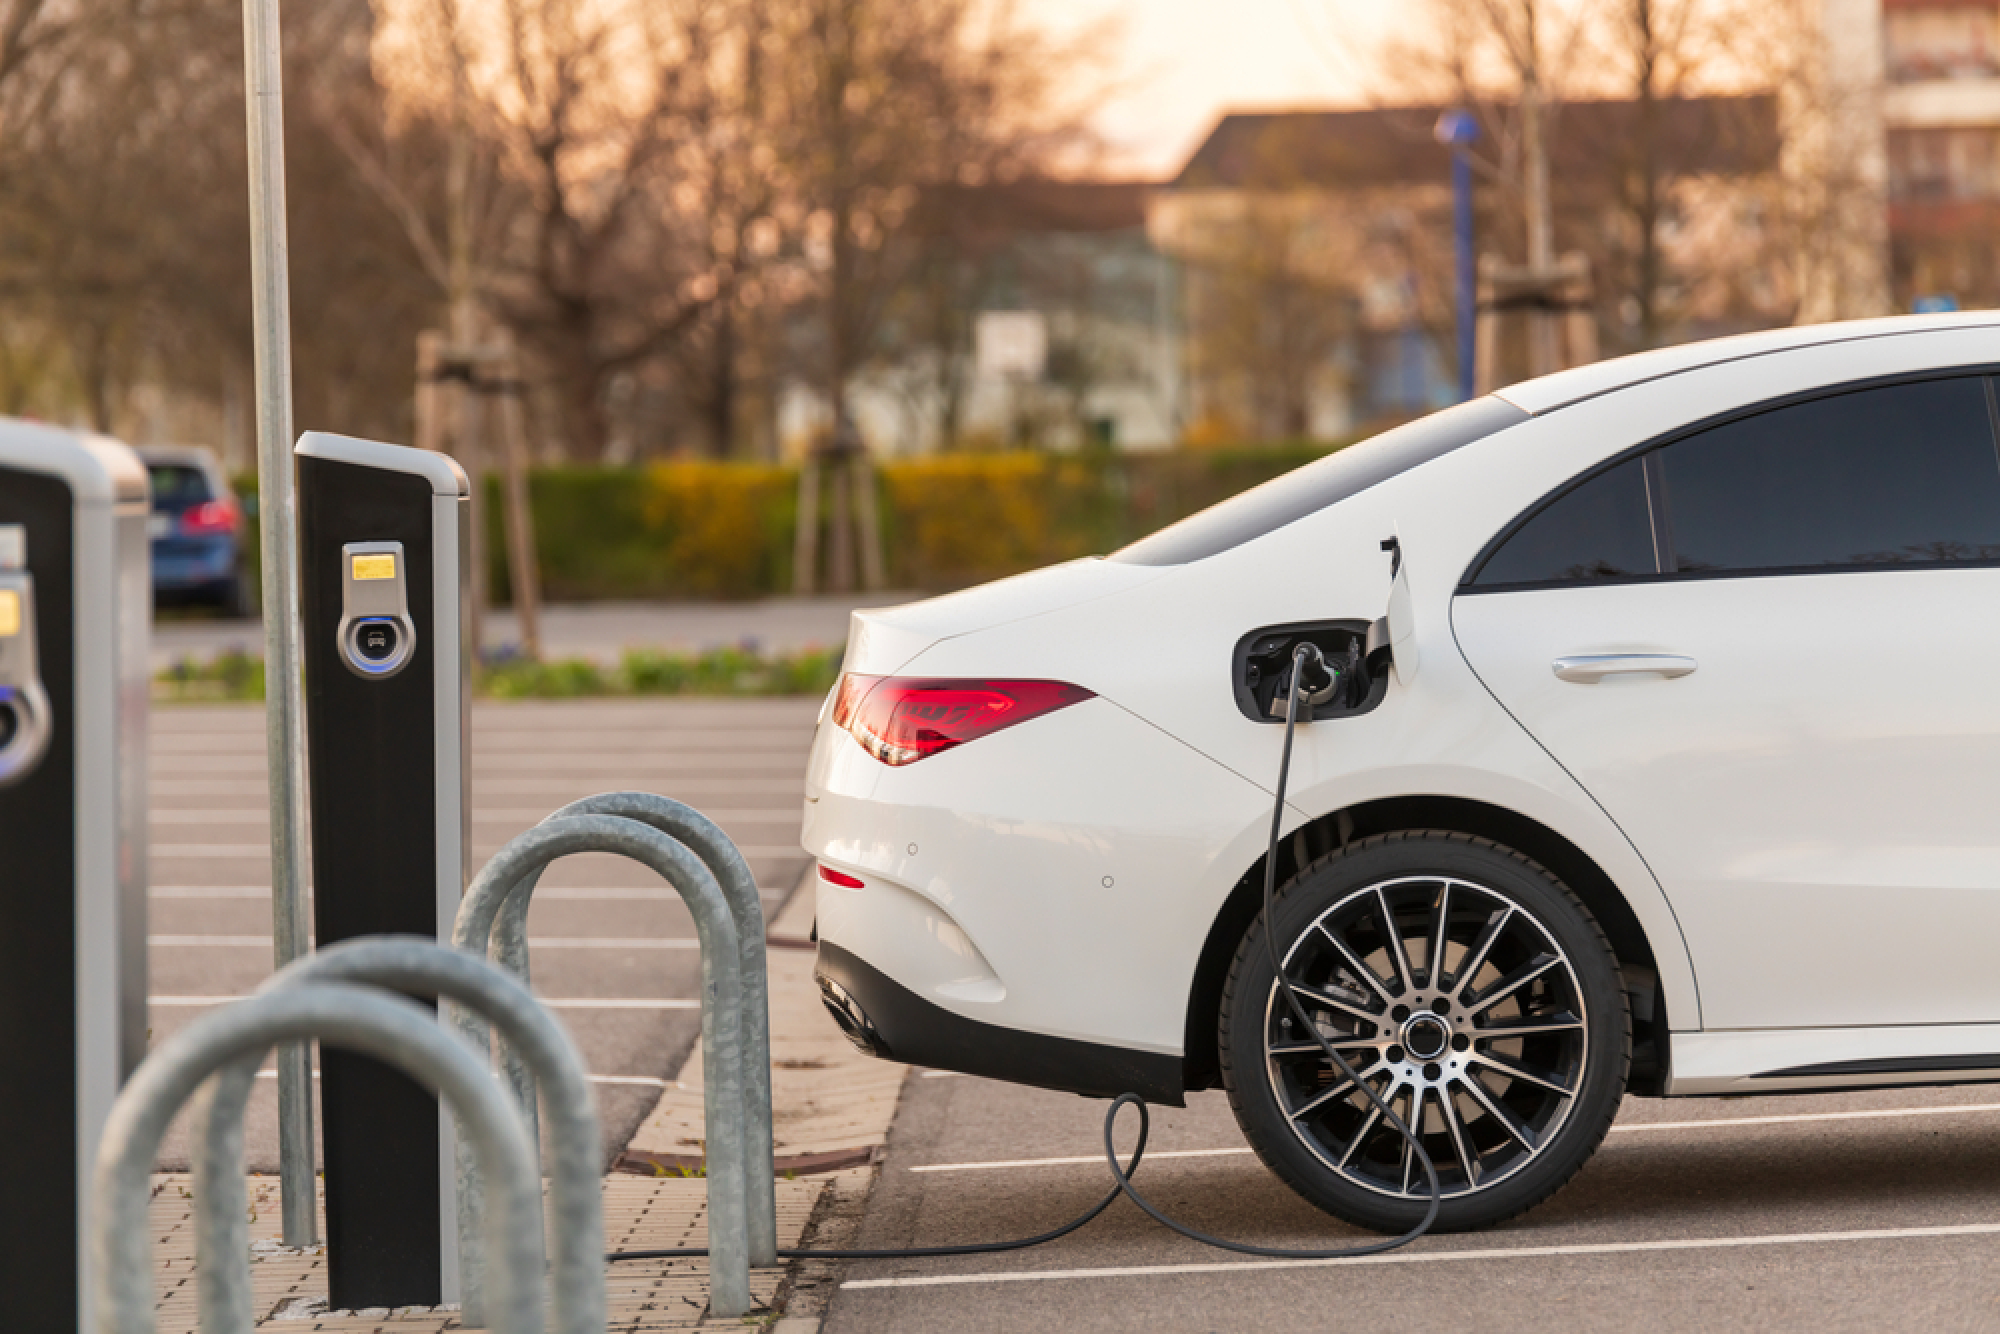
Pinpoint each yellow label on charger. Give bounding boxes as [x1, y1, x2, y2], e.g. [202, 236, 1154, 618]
[0, 589, 18, 637]
[351, 553, 397, 581]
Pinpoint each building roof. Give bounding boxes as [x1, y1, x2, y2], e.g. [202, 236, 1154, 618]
[910, 180, 1155, 243]
[1172, 96, 1781, 191]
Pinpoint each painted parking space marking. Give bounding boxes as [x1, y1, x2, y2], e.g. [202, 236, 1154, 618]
[246, 1069, 672, 1090]
[148, 885, 786, 900]
[841, 1222, 2000, 1291]
[912, 1148, 1250, 1173]
[1605, 1103, 2000, 1134]
[152, 995, 700, 1010]
[153, 842, 807, 858]
[148, 934, 702, 949]
[152, 807, 801, 824]
[906, 1102, 2000, 1174]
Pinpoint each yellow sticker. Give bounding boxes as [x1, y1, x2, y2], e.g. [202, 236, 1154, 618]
[0, 589, 16, 637]
[351, 553, 397, 581]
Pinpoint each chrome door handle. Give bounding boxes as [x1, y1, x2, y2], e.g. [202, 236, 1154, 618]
[1551, 654, 1697, 683]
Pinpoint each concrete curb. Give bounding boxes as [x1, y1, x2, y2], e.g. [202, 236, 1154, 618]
[625, 871, 907, 1168]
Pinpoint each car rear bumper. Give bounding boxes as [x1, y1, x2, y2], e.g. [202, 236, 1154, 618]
[814, 940, 1185, 1103]
[803, 693, 1279, 1084]
[152, 537, 237, 591]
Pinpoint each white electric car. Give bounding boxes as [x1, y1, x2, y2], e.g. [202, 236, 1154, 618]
[804, 312, 2000, 1233]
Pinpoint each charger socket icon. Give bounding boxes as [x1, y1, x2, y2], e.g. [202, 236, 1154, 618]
[336, 540, 417, 679]
[0, 526, 52, 785]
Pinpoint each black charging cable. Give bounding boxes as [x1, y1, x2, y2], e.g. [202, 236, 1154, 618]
[607, 641, 1439, 1265]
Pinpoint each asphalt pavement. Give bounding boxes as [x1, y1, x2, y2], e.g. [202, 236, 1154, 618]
[147, 696, 820, 1170]
[825, 1058, 2000, 1331]
[150, 594, 912, 670]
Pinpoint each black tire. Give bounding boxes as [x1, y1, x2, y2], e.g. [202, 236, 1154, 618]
[221, 566, 257, 620]
[1220, 831, 1629, 1234]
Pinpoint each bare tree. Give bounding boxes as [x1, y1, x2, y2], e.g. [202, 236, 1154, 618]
[768, 0, 1100, 442]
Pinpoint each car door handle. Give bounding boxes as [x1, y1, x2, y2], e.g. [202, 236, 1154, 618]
[1551, 654, 1697, 683]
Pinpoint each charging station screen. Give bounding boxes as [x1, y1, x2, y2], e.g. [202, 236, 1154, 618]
[0, 589, 18, 637]
[351, 553, 396, 581]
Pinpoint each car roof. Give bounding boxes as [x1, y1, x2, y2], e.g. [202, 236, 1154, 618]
[136, 444, 224, 468]
[1495, 311, 2000, 416]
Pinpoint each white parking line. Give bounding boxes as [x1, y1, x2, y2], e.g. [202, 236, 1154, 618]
[248, 1069, 672, 1090]
[153, 843, 808, 858]
[840, 1222, 2000, 1291]
[1605, 1103, 2000, 1134]
[912, 1148, 1249, 1173]
[151, 809, 801, 824]
[905, 1102, 2000, 1175]
[151, 995, 699, 1011]
[147, 935, 703, 950]
[147, 885, 788, 900]
[536, 886, 790, 902]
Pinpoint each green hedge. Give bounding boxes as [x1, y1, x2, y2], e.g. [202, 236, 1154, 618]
[470, 443, 1347, 602]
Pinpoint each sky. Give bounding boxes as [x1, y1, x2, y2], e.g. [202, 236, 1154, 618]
[1019, 0, 1406, 180]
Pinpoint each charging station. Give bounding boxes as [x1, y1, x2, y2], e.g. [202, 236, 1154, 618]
[0, 420, 151, 1330]
[296, 431, 470, 1308]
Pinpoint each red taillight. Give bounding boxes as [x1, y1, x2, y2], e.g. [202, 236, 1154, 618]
[179, 498, 239, 536]
[833, 674, 1093, 766]
[818, 864, 865, 888]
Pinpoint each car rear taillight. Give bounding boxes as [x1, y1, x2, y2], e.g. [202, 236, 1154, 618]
[179, 498, 239, 536]
[832, 674, 1094, 766]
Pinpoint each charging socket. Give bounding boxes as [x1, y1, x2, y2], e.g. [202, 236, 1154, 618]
[336, 541, 418, 679]
[1232, 619, 1387, 724]
[0, 526, 51, 785]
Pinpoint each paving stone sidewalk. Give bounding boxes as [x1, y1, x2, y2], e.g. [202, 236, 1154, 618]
[147, 874, 911, 1330]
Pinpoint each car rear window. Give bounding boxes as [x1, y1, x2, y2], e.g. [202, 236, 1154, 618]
[1109, 396, 1528, 567]
[1473, 457, 1657, 587]
[147, 464, 213, 508]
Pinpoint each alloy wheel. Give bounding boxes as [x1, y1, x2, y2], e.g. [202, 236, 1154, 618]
[1262, 874, 1589, 1200]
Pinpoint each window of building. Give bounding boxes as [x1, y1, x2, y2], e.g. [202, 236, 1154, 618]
[1889, 127, 2000, 202]
[1885, 7, 2000, 83]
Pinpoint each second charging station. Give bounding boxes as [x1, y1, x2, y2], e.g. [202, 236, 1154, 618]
[297, 431, 470, 1309]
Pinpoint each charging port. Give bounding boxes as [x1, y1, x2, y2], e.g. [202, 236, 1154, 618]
[1231, 619, 1387, 723]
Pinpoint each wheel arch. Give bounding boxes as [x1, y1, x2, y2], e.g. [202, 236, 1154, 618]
[1181, 794, 1670, 1097]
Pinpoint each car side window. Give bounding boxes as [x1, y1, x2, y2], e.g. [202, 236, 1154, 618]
[1472, 457, 1657, 588]
[1659, 376, 2000, 573]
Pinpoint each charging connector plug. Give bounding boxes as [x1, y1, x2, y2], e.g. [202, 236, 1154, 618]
[1275, 641, 1340, 723]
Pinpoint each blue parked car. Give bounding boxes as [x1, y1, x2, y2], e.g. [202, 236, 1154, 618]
[139, 445, 253, 617]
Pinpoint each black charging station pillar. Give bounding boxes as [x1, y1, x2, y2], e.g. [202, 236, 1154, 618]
[297, 431, 470, 1309]
[0, 421, 150, 1331]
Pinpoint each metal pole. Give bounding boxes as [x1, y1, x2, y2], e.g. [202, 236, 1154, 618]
[241, 0, 316, 1247]
[1453, 147, 1475, 403]
[1435, 110, 1480, 404]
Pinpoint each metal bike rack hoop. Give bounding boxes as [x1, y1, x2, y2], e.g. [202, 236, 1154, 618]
[456, 813, 753, 1318]
[194, 938, 604, 1334]
[506, 790, 776, 1265]
[91, 983, 544, 1334]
